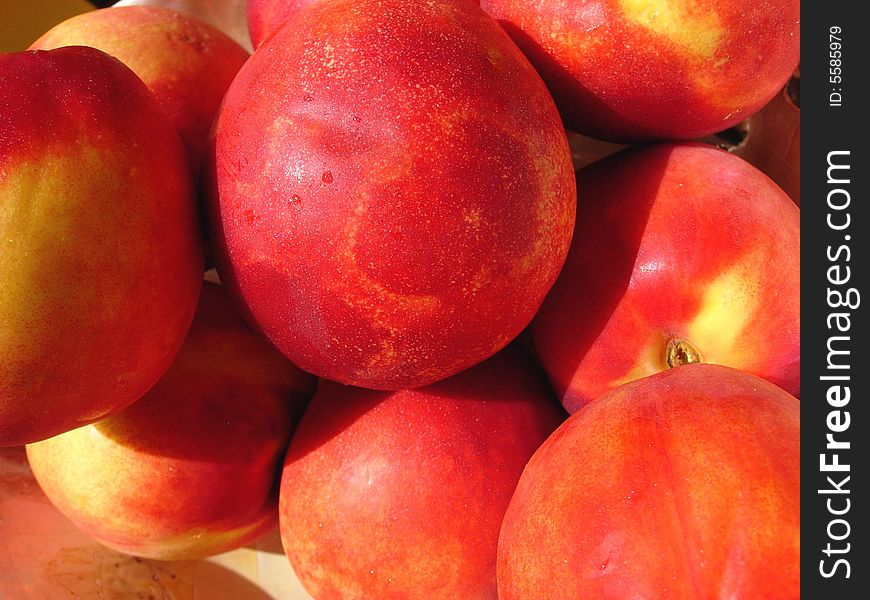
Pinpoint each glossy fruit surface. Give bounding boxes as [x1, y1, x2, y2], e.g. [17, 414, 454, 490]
[480, 0, 801, 141]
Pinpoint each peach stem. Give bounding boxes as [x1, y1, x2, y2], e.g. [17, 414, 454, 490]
[665, 338, 703, 368]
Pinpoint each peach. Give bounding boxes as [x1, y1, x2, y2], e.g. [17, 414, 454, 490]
[530, 143, 799, 413]
[279, 346, 565, 598]
[206, 0, 575, 389]
[480, 0, 801, 141]
[31, 5, 250, 172]
[0, 46, 203, 447]
[498, 364, 800, 599]
[25, 282, 316, 560]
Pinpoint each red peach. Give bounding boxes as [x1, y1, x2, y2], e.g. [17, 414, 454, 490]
[498, 364, 800, 599]
[207, 0, 576, 389]
[531, 143, 799, 413]
[0, 47, 203, 447]
[31, 5, 250, 172]
[25, 282, 316, 560]
[480, 0, 801, 141]
[279, 346, 565, 599]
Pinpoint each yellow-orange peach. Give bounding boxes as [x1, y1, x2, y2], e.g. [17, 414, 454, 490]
[498, 364, 800, 599]
[31, 5, 250, 172]
[480, 0, 800, 142]
[25, 283, 316, 560]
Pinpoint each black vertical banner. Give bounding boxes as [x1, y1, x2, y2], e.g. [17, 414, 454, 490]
[802, 2, 869, 597]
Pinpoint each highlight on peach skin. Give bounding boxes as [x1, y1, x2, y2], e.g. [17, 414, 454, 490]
[531, 143, 799, 413]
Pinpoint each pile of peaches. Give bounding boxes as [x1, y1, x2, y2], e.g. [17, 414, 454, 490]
[1, 0, 800, 598]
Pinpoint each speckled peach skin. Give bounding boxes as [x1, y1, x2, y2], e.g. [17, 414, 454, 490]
[530, 143, 799, 413]
[498, 364, 800, 600]
[279, 346, 566, 599]
[25, 283, 316, 561]
[31, 5, 250, 172]
[0, 47, 204, 447]
[207, 0, 576, 390]
[480, 0, 800, 142]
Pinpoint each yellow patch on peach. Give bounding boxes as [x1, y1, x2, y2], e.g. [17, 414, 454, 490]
[335, 197, 442, 377]
[0, 144, 128, 354]
[606, 251, 765, 389]
[504, 129, 572, 281]
[27, 426, 147, 535]
[619, 0, 723, 60]
[686, 255, 761, 368]
[485, 44, 506, 68]
[463, 207, 483, 227]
